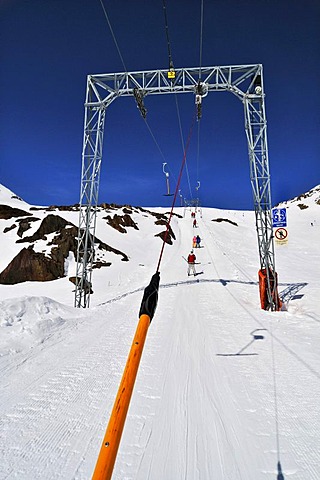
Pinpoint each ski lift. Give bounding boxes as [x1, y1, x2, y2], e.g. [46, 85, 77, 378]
[196, 181, 200, 191]
[162, 163, 174, 196]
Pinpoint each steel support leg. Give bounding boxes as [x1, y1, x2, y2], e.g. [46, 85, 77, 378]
[74, 80, 106, 308]
[244, 93, 278, 310]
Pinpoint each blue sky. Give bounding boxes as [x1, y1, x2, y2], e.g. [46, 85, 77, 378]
[1, 0, 319, 209]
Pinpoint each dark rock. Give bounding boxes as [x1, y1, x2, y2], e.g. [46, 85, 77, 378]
[0, 246, 62, 284]
[92, 261, 112, 269]
[155, 229, 175, 245]
[3, 224, 17, 233]
[17, 217, 40, 238]
[104, 213, 139, 233]
[16, 214, 70, 243]
[212, 218, 238, 226]
[97, 240, 129, 262]
[0, 205, 30, 219]
[69, 276, 93, 294]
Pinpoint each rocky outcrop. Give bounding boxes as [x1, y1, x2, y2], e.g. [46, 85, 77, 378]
[16, 214, 70, 243]
[155, 230, 174, 245]
[0, 212, 129, 285]
[0, 203, 177, 285]
[3, 224, 17, 233]
[103, 213, 139, 233]
[96, 240, 129, 262]
[0, 246, 63, 284]
[0, 205, 30, 219]
[154, 219, 176, 244]
[212, 218, 238, 226]
[69, 276, 93, 294]
[17, 217, 40, 238]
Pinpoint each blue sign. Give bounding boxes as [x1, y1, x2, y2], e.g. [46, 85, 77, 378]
[272, 208, 287, 227]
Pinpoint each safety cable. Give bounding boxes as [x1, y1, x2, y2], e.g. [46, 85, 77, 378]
[156, 110, 197, 272]
[98, 0, 127, 72]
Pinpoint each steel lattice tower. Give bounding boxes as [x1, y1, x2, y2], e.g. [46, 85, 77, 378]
[74, 64, 278, 310]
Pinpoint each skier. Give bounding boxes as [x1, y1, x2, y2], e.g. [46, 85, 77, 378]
[193, 218, 197, 228]
[196, 235, 201, 248]
[187, 250, 197, 276]
[193, 235, 197, 248]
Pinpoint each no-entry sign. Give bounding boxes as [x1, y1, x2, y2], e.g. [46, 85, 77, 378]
[274, 227, 288, 244]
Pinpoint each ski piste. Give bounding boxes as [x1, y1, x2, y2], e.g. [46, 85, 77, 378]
[182, 256, 201, 264]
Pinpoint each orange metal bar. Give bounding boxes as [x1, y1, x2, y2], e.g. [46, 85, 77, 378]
[92, 314, 151, 480]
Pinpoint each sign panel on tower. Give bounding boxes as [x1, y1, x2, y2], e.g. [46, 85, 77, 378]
[272, 208, 287, 228]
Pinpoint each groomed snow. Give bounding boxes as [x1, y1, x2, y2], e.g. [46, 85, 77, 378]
[0, 187, 319, 479]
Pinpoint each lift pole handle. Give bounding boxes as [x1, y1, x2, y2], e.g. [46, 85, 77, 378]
[92, 313, 151, 479]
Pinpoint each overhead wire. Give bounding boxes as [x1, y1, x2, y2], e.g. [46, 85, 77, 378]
[196, 0, 205, 198]
[174, 95, 193, 199]
[198, 0, 204, 80]
[98, 0, 127, 72]
[162, 0, 194, 201]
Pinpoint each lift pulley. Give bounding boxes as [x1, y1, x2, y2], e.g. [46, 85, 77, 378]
[195, 82, 208, 121]
[133, 88, 147, 119]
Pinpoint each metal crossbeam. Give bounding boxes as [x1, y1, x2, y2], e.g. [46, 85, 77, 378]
[75, 64, 278, 310]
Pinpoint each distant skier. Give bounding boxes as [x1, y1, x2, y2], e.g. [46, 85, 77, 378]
[193, 219, 197, 228]
[196, 235, 201, 248]
[187, 250, 197, 276]
[193, 235, 197, 248]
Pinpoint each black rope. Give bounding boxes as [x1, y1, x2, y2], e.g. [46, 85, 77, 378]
[162, 0, 174, 69]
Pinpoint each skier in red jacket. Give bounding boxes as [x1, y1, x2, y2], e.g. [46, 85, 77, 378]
[187, 250, 197, 276]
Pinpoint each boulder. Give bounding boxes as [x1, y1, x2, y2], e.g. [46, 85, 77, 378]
[0, 246, 63, 284]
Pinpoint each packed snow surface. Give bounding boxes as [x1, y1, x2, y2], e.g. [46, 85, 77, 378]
[0, 187, 319, 479]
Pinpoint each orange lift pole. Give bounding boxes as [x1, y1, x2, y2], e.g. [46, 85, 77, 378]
[92, 273, 160, 480]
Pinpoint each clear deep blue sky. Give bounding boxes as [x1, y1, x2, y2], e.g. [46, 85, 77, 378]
[1, 0, 319, 209]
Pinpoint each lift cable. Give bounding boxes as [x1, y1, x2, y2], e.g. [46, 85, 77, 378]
[196, 0, 205, 197]
[156, 110, 197, 272]
[174, 95, 193, 200]
[162, 0, 174, 71]
[196, 122, 201, 190]
[198, 0, 204, 80]
[98, 0, 127, 72]
[162, 0, 194, 200]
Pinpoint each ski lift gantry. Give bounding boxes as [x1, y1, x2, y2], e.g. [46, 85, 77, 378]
[75, 64, 278, 310]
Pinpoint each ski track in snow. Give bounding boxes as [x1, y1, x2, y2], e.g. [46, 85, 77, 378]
[0, 204, 319, 479]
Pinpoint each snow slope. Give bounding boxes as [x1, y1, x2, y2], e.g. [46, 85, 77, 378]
[0, 186, 319, 479]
